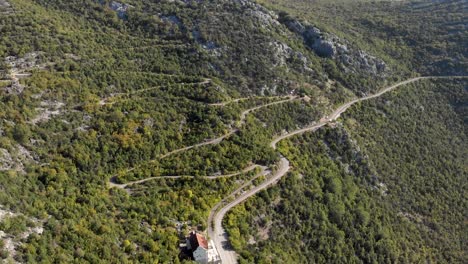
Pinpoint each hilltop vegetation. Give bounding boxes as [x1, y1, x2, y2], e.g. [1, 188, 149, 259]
[0, 0, 366, 262]
[0, 0, 465, 263]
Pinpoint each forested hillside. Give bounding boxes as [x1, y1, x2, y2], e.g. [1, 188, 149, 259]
[0, 0, 466, 263]
[225, 79, 467, 263]
[257, 0, 467, 76]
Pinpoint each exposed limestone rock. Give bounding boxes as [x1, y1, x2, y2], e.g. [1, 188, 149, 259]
[233, 0, 279, 27]
[0, 206, 45, 263]
[0, 0, 13, 14]
[109, 1, 133, 18]
[312, 39, 336, 57]
[0, 148, 15, 171]
[284, 20, 387, 76]
[0, 0, 11, 8]
[269, 41, 315, 74]
[3, 52, 44, 95]
[5, 52, 42, 70]
[269, 41, 294, 67]
[192, 29, 224, 56]
[29, 101, 65, 124]
[0, 144, 36, 173]
[161, 15, 183, 27]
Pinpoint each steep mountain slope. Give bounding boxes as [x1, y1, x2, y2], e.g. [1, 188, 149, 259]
[0, 0, 379, 262]
[0, 0, 465, 263]
[225, 78, 467, 263]
[257, 0, 467, 76]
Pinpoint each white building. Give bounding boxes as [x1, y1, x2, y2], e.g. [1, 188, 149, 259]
[187, 231, 221, 264]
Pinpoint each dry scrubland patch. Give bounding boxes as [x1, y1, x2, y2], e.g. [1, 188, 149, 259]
[0, 207, 45, 263]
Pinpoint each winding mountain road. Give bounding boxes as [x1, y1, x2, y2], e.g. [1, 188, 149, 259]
[211, 76, 467, 264]
[209, 98, 247, 106]
[209, 96, 293, 107]
[98, 79, 212, 106]
[105, 75, 466, 263]
[208, 158, 289, 264]
[108, 96, 301, 189]
[109, 164, 261, 189]
[238, 96, 297, 121]
[270, 76, 466, 149]
[157, 96, 299, 160]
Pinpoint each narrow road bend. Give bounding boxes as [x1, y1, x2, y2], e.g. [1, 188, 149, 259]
[109, 164, 261, 189]
[212, 76, 467, 264]
[208, 158, 290, 264]
[108, 96, 301, 188]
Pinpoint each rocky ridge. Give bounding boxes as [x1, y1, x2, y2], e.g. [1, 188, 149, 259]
[283, 19, 387, 76]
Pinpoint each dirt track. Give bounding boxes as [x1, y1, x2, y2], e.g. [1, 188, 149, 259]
[212, 76, 467, 263]
[108, 96, 300, 189]
[106, 76, 467, 263]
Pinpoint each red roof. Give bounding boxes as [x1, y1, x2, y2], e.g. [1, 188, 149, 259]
[189, 232, 208, 250]
[195, 233, 208, 249]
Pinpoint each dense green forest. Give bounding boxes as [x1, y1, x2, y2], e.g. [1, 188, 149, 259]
[0, 0, 466, 263]
[225, 79, 467, 263]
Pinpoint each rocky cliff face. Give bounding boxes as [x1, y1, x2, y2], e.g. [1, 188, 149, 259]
[284, 19, 387, 76]
[222, 0, 389, 79]
[63, 0, 389, 95]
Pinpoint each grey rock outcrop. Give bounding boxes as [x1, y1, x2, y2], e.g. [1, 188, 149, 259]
[0, 0, 12, 14]
[284, 21, 332, 57]
[284, 20, 387, 76]
[233, 0, 279, 27]
[110, 1, 132, 18]
[269, 41, 315, 74]
[270, 41, 294, 67]
[312, 39, 336, 58]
